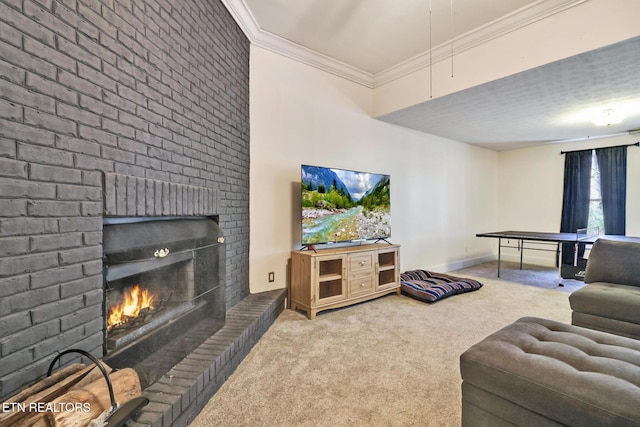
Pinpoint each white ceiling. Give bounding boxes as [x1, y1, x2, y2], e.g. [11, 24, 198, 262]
[229, 0, 640, 151]
[244, 0, 537, 75]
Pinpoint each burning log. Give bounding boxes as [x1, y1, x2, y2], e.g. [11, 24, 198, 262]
[107, 284, 155, 331]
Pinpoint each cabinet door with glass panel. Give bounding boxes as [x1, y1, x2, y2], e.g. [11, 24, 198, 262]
[314, 254, 346, 305]
[377, 248, 399, 291]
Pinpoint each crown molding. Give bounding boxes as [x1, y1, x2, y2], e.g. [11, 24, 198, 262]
[374, 0, 588, 86]
[221, 0, 587, 89]
[253, 28, 374, 88]
[219, 0, 374, 87]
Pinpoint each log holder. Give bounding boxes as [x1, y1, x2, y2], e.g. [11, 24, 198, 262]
[48, 349, 149, 427]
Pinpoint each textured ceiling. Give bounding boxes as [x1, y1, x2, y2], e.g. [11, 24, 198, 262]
[237, 0, 640, 150]
[379, 36, 640, 150]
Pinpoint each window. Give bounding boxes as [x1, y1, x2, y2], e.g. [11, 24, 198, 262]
[587, 150, 604, 235]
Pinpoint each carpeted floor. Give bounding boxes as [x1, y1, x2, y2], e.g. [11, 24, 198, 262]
[453, 260, 586, 293]
[190, 263, 578, 427]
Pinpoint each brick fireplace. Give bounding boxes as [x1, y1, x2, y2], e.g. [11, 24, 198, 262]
[99, 174, 230, 393]
[101, 200, 227, 389]
[1, 1, 285, 424]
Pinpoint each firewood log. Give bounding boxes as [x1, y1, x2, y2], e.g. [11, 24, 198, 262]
[3, 364, 85, 405]
[10, 412, 51, 427]
[1, 363, 114, 427]
[0, 364, 88, 427]
[46, 368, 142, 427]
[71, 362, 112, 388]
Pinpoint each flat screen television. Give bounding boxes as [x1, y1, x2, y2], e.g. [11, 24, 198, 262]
[301, 164, 391, 246]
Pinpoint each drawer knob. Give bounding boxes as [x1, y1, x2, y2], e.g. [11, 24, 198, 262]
[360, 261, 365, 266]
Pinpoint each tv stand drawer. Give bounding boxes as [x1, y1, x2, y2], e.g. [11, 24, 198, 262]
[349, 274, 375, 297]
[348, 253, 374, 274]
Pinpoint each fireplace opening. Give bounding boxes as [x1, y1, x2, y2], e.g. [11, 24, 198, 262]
[105, 258, 198, 352]
[102, 217, 226, 387]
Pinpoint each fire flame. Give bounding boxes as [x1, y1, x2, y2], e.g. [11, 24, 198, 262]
[107, 284, 154, 330]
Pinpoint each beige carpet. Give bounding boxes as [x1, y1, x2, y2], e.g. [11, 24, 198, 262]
[190, 270, 574, 427]
[453, 260, 586, 293]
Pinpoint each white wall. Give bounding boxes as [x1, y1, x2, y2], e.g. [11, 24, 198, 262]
[248, 45, 639, 293]
[249, 46, 498, 293]
[493, 134, 640, 265]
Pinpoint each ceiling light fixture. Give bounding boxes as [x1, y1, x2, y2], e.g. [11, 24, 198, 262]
[592, 108, 628, 126]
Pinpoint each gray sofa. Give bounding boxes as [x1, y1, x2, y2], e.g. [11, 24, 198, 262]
[459, 239, 640, 426]
[569, 238, 640, 339]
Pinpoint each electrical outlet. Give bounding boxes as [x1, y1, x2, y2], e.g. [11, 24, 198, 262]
[268, 272, 275, 282]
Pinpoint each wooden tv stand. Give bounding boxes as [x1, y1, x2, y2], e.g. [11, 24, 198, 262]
[290, 244, 400, 319]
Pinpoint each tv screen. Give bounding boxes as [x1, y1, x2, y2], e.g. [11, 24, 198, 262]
[301, 164, 391, 245]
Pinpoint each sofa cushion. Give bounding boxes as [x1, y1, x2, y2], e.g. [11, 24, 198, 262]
[569, 282, 640, 325]
[584, 239, 640, 286]
[460, 317, 640, 426]
[400, 270, 482, 303]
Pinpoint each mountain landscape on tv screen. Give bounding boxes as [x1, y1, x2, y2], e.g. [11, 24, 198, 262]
[301, 166, 391, 244]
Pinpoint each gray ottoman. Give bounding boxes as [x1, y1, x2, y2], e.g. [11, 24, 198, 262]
[460, 317, 640, 426]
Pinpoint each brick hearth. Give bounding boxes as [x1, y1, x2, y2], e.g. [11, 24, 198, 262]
[134, 289, 286, 427]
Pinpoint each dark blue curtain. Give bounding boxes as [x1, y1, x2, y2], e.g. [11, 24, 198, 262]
[560, 150, 592, 265]
[596, 145, 627, 235]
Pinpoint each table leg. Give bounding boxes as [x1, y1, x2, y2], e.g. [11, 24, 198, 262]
[497, 238, 502, 278]
[519, 239, 524, 270]
[558, 244, 563, 287]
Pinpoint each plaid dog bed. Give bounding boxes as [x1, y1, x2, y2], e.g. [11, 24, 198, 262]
[400, 269, 483, 303]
